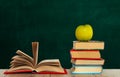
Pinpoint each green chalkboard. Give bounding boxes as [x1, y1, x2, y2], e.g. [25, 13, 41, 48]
[0, 0, 120, 69]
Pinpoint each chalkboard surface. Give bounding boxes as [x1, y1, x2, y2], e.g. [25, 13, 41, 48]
[0, 0, 120, 69]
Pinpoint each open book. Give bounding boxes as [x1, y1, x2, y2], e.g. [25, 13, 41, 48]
[4, 42, 67, 74]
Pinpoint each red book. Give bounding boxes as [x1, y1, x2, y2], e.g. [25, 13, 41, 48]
[5, 42, 67, 74]
[70, 49, 101, 59]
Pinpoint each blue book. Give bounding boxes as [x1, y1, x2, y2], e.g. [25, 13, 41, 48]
[71, 65, 103, 74]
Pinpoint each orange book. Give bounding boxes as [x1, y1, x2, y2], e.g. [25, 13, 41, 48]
[4, 42, 67, 74]
[70, 49, 101, 59]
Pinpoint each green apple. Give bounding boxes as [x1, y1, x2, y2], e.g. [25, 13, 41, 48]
[75, 24, 93, 41]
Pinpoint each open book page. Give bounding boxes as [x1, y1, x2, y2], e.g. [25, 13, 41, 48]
[36, 65, 64, 73]
[36, 59, 64, 72]
[32, 42, 39, 67]
[7, 66, 35, 72]
[37, 59, 61, 67]
[4, 42, 67, 74]
[10, 55, 34, 68]
[9, 50, 34, 71]
[16, 50, 33, 64]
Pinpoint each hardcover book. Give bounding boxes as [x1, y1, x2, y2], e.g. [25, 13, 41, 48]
[73, 41, 104, 50]
[70, 50, 101, 59]
[71, 65, 102, 74]
[71, 58, 105, 65]
[4, 42, 67, 74]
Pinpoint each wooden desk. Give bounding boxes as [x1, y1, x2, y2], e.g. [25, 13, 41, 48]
[0, 69, 119, 77]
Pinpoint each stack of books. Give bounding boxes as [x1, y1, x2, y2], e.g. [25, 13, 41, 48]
[70, 41, 105, 74]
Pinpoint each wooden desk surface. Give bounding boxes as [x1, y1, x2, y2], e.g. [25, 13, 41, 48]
[0, 69, 119, 77]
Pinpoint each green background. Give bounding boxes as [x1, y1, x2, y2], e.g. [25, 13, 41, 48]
[0, 0, 120, 69]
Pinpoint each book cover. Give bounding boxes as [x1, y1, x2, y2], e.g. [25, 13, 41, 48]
[4, 69, 67, 74]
